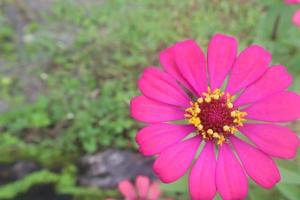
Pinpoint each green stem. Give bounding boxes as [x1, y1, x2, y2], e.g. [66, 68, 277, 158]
[271, 15, 281, 41]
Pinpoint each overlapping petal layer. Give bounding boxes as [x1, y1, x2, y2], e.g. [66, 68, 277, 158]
[136, 123, 194, 156]
[173, 40, 208, 95]
[208, 33, 237, 90]
[189, 142, 217, 200]
[244, 91, 300, 122]
[231, 137, 281, 189]
[239, 123, 300, 159]
[226, 45, 271, 95]
[138, 67, 191, 107]
[216, 143, 248, 200]
[235, 65, 292, 106]
[153, 137, 201, 183]
[130, 96, 185, 123]
[160, 46, 196, 95]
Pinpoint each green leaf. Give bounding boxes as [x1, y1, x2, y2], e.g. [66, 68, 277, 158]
[277, 183, 300, 200]
[0, 170, 58, 199]
[279, 167, 300, 185]
[161, 175, 188, 194]
[249, 184, 276, 200]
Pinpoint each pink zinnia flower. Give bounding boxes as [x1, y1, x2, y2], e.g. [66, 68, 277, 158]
[130, 33, 300, 200]
[107, 176, 161, 200]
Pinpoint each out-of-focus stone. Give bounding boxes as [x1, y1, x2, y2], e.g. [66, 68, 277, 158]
[0, 161, 40, 185]
[77, 149, 155, 188]
[0, 100, 10, 113]
[12, 161, 40, 179]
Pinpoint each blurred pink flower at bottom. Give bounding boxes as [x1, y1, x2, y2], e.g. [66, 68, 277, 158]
[292, 9, 300, 26]
[107, 176, 163, 200]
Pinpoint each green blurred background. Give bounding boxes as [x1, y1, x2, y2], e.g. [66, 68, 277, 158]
[0, 0, 299, 199]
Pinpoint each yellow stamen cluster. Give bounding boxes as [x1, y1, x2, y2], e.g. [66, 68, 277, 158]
[185, 87, 247, 145]
[231, 110, 247, 126]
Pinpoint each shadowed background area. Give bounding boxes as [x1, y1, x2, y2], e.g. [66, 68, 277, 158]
[0, 0, 299, 199]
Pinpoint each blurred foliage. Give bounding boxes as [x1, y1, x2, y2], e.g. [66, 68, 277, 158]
[0, 166, 117, 200]
[0, 0, 299, 199]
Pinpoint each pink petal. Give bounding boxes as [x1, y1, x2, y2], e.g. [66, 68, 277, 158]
[136, 123, 194, 156]
[189, 141, 217, 200]
[244, 91, 300, 122]
[208, 33, 238, 90]
[292, 9, 300, 27]
[138, 67, 191, 107]
[153, 137, 201, 183]
[118, 180, 137, 200]
[239, 123, 300, 159]
[147, 182, 161, 200]
[234, 65, 292, 106]
[226, 45, 272, 95]
[130, 96, 185, 123]
[136, 176, 150, 199]
[216, 143, 248, 200]
[231, 136, 281, 189]
[285, 0, 300, 4]
[173, 40, 208, 95]
[160, 46, 196, 95]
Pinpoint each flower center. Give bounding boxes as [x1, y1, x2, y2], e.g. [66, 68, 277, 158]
[185, 87, 247, 145]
